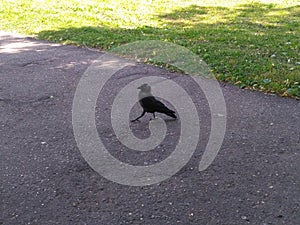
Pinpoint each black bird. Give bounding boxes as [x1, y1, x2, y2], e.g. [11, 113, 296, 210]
[131, 83, 177, 122]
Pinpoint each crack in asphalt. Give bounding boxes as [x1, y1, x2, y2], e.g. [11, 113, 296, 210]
[0, 95, 55, 105]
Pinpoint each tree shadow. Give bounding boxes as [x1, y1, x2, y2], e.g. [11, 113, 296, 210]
[36, 3, 299, 55]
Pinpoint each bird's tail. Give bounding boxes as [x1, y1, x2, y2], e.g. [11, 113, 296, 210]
[165, 110, 177, 119]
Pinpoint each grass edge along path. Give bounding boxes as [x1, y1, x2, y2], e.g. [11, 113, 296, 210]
[1, 0, 299, 98]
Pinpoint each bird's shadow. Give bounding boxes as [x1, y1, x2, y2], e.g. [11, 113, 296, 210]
[159, 117, 178, 123]
[131, 117, 178, 123]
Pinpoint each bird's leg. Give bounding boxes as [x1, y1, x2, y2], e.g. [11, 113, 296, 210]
[131, 110, 146, 122]
[150, 112, 156, 121]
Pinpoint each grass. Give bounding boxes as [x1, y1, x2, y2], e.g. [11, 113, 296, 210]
[1, 0, 299, 98]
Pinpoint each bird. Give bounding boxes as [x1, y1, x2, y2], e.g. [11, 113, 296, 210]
[131, 83, 177, 122]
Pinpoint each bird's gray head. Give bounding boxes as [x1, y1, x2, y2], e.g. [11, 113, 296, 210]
[138, 83, 151, 93]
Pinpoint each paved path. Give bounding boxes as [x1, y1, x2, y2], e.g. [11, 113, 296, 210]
[1, 31, 299, 225]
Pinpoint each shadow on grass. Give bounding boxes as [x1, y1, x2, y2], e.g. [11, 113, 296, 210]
[37, 3, 300, 97]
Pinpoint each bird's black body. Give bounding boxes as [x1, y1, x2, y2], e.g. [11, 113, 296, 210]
[140, 96, 177, 118]
[131, 84, 177, 122]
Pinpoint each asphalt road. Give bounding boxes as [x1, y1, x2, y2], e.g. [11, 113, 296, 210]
[1, 31, 299, 225]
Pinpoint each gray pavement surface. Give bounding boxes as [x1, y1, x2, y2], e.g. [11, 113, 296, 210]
[0, 31, 299, 225]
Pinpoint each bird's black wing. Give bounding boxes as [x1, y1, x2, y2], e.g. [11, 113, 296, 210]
[140, 96, 175, 113]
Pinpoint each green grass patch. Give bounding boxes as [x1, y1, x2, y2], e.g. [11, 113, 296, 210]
[1, 0, 299, 98]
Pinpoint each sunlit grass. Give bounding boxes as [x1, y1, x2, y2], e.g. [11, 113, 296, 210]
[0, 0, 299, 98]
